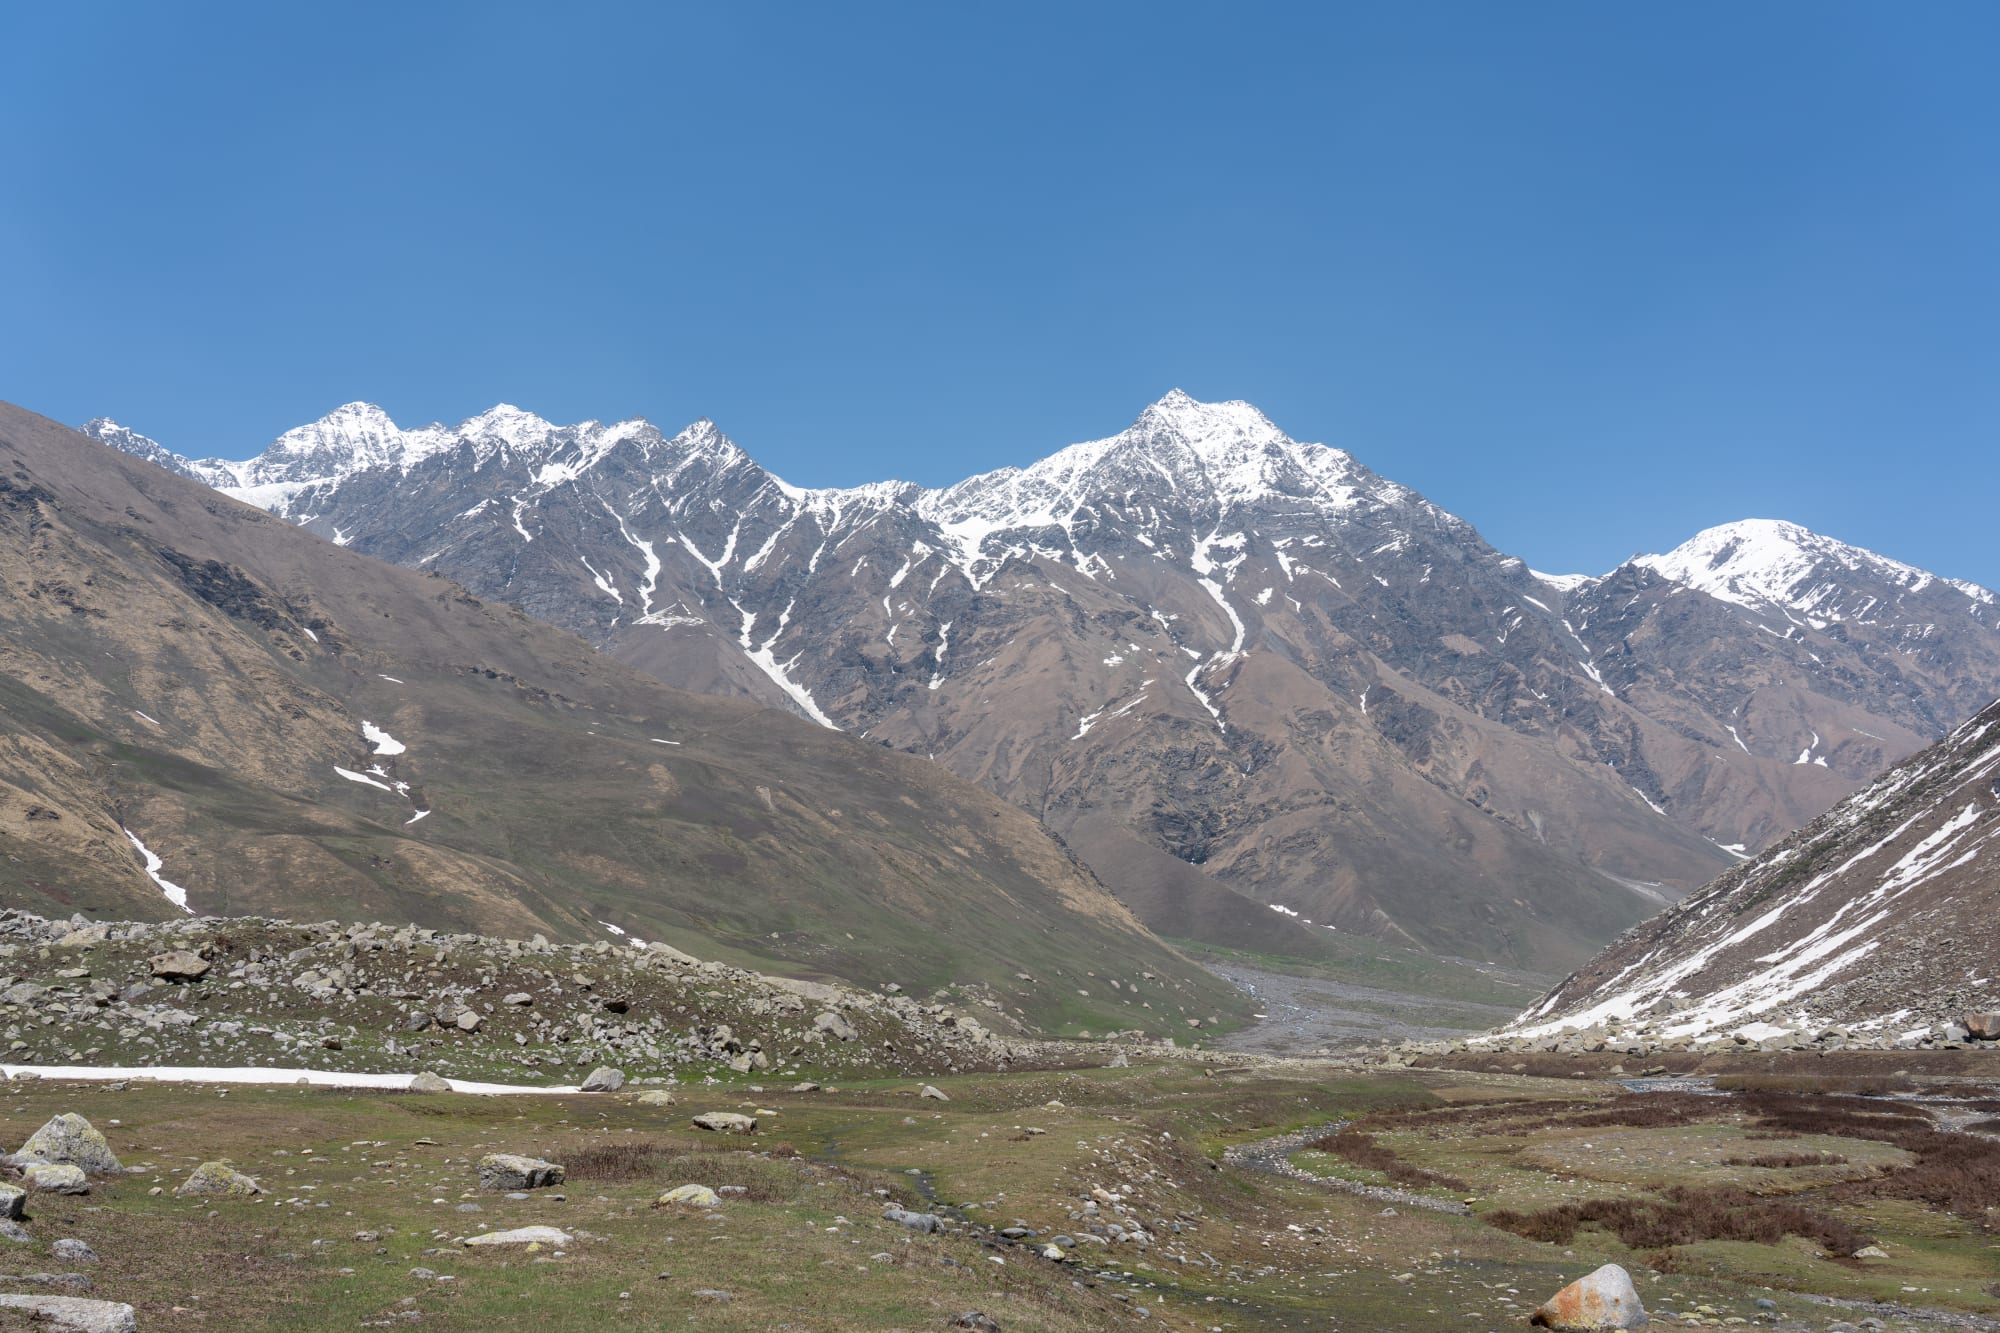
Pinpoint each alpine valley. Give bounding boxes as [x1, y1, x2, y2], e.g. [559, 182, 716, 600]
[85, 392, 2000, 977]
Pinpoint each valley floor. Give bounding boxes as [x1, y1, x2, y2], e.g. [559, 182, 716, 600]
[0, 1051, 1993, 1332]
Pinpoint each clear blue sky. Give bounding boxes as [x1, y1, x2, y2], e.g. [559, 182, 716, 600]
[5, 3, 1997, 584]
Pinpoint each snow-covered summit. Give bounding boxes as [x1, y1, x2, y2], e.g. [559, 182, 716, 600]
[1633, 518, 1994, 627]
[918, 390, 1387, 531]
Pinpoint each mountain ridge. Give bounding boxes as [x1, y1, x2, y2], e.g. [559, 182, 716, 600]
[83, 393, 2000, 973]
[6, 399, 1253, 1034]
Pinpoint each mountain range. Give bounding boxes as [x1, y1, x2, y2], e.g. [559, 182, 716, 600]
[84, 393, 2000, 974]
[0, 400, 1251, 1035]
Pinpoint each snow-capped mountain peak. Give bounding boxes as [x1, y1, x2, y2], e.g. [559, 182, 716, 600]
[454, 404, 558, 452]
[1632, 518, 1993, 627]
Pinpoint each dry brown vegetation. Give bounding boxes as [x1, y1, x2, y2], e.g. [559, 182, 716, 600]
[1721, 1151, 1849, 1168]
[1485, 1185, 1870, 1256]
[1304, 1127, 1469, 1192]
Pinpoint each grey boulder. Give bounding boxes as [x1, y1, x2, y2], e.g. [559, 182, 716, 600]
[18, 1114, 121, 1175]
[0, 1295, 136, 1332]
[476, 1154, 565, 1191]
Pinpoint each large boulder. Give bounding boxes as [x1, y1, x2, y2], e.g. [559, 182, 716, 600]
[0, 1295, 136, 1332]
[635, 1090, 677, 1107]
[148, 950, 210, 982]
[408, 1072, 453, 1093]
[883, 1206, 942, 1233]
[23, 1164, 89, 1194]
[579, 1066, 625, 1093]
[461, 1226, 571, 1248]
[1530, 1263, 1648, 1330]
[1962, 1011, 2000, 1041]
[814, 1011, 858, 1042]
[691, 1112, 757, 1135]
[655, 1184, 721, 1208]
[476, 1154, 565, 1191]
[175, 1162, 263, 1198]
[18, 1115, 120, 1175]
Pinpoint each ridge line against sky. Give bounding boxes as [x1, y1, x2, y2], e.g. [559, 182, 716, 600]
[4, 2, 1997, 588]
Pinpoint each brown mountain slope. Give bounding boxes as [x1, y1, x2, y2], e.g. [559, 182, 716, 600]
[0, 401, 1249, 1035]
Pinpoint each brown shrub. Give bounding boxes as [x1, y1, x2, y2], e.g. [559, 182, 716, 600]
[1485, 1185, 1868, 1254]
[564, 1139, 670, 1182]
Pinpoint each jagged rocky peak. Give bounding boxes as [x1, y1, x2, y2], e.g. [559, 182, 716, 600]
[1633, 518, 1995, 624]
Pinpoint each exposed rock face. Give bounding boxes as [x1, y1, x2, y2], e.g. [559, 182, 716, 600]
[1498, 696, 2000, 1047]
[92, 396, 2000, 973]
[476, 1154, 565, 1191]
[175, 1162, 263, 1197]
[18, 1114, 120, 1175]
[1530, 1263, 1647, 1330]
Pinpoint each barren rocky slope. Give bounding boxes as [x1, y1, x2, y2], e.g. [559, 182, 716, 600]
[0, 402, 1248, 1035]
[1494, 695, 2000, 1049]
[90, 394, 2000, 973]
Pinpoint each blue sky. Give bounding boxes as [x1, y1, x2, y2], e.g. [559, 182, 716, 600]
[4, 3, 1997, 584]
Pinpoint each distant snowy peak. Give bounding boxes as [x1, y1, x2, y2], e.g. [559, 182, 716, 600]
[919, 390, 1390, 533]
[1633, 518, 1995, 627]
[83, 418, 238, 487]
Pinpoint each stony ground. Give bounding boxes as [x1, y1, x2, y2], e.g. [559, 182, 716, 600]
[0, 910, 1994, 1331]
[0, 1052, 1990, 1331]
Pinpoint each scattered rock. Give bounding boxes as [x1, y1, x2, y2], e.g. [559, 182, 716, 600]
[147, 950, 210, 982]
[408, 1072, 453, 1094]
[1850, 1244, 1890, 1260]
[692, 1289, 731, 1303]
[453, 1010, 482, 1033]
[1529, 1263, 1647, 1330]
[477, 1155, 565, 1191]
[49, 1241, 97, 1265]
[949, 1315, 1001, 1332]
[691, 1112, 757, 1135]
[655, 1185, 720, 1208]
[579, 1066, 625, 1093]
[918, 1084, 949, 1102]
[461, 1226, 571, 1248]
[0, 1186, 24, 1220]
[0, 1294, 136, 1333]
[22, 1165, 88, 1195]
[174, 1162, 263, 1198]
[634, 1090, 676, 1107]
[18, 1114, 121, 1175]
